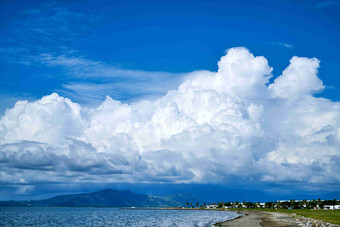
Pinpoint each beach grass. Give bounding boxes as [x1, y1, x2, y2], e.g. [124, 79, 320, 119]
[229, 208, 340, 225]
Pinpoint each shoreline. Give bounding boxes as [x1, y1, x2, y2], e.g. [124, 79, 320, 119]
[215, 210, 301, 227]
[216, 210, 339, 227]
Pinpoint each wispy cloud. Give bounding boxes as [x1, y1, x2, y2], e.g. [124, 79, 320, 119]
[0, 2, 94, 64]
[59, 79, 182, 105]
[314, 0, 340, 9]
[36, 53, 178, 79]
[0, 2, 185, 105]
[36, 53, 187, 104]
[270, 41, 293, 49]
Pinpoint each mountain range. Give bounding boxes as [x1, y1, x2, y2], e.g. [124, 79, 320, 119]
[0, 189, 197, 207]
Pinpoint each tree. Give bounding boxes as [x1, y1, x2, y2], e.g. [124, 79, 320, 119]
[245, 201, 254, 208]
[196, 202, 199, 207]
[290, 199, 300, 209]
[309, 200, 317, 209]
[265, 202, 274, 209]
[302, 199, 307, 209]
[224, 201, 231, 207]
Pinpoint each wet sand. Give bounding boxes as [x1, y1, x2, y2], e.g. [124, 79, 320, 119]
[216, 210, 300, 227]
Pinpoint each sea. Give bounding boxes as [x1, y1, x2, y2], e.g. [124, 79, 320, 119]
[0, 207, 241, 226]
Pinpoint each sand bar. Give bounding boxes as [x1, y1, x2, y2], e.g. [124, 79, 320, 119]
[216, 210, 300, 227]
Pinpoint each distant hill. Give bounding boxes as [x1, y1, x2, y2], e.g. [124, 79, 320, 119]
[0, 189, 197, 208]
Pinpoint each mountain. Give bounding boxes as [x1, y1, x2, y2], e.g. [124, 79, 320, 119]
[0, 189, 197, 207]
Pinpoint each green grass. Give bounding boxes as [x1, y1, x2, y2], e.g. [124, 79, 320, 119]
[229, 208, 340, 225]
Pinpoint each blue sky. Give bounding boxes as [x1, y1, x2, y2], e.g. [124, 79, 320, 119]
[0, 0, 339, 201]
[1, 0, 339, 111]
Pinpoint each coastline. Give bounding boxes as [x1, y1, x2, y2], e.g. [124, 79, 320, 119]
[215, 210, 300, 227]
[216, 210, 340, 227]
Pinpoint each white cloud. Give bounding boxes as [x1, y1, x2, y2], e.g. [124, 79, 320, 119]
[268, 56, 324, 99]
[0, 47, 339, 189]
[0, 93, 86, 145]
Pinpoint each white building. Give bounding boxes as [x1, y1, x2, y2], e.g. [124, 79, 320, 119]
[324, 205, 340, 210]
[256, 203, 265, 208]
[207, 203, 218, 209]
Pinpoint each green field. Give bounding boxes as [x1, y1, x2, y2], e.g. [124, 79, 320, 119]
[230, 208, 340, 225]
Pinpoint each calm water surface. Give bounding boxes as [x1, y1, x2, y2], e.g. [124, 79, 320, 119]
[0, 207, 240, 227]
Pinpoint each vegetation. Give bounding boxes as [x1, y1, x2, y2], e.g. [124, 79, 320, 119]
[208, 199, 340, 209]
[185, 201, 202, 208]
[182, 198, 340, 224]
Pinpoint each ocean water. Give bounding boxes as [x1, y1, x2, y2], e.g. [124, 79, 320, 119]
[0, 207, 240, 227]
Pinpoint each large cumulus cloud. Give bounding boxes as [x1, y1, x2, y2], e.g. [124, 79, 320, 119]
[0, 47, 339, 191]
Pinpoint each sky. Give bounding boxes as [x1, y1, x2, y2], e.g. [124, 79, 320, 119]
[0, 0, 339, 201]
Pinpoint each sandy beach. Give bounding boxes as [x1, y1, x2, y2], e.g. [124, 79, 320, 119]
[217, 210, 300, 227]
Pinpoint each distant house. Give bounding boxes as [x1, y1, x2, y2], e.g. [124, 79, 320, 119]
[207, 203, 218, 209]
[324, 205, 340, 210]
[256, 203, 265, 208]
